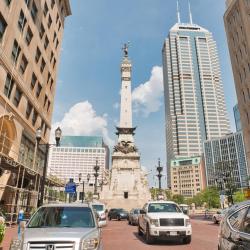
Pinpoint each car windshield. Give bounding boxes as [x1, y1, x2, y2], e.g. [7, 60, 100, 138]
[134, 209, 139, 214]
[92, 205, 104, 211]
[148, 203, 182, 213]
[117, 209, 126, 213]
[27, 207, 95, 228]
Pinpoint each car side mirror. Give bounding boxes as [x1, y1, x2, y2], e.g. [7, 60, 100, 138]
[140, 209, 146, 215]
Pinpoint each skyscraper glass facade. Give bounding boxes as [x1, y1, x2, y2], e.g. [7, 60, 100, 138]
[204, 132, 248, 188]
[162, 23, 230, 187]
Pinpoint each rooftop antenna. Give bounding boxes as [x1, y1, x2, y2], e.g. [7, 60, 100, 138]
[177, 0, 181, 23]
[188, 0, 193, 24]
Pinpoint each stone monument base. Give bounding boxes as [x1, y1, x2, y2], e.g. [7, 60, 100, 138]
[100, 167, 151, 211]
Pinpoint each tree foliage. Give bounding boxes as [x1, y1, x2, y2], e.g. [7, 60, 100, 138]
[233, 191, 246, 203]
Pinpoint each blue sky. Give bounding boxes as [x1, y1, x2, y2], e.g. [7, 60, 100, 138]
[52, 0, 237, 187]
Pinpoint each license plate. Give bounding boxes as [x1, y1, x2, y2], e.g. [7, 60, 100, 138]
[170, 231, 177, 236]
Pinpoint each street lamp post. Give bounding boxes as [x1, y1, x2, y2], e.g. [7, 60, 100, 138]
[78, 173, 85, 203]
[93, 159, 100, 196]
[36, 127, 62, 207]
[156, 158, 163, 191]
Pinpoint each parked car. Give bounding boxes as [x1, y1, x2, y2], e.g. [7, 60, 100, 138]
[108, 208, 128, 221]
[179, 204, 189, 215]
[138, 200, 192, 244]
[212, 208, 228, 224]
[128, 208, 140, 225]
[10, 203, 103, 250]
[91, 202, 107, 227]
[218, 201, 250, 250]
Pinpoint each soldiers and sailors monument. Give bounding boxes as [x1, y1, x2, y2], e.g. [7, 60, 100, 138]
[100, 43, 151, 210]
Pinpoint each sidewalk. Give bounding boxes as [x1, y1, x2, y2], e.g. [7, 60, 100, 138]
[0, 225, 18, 250]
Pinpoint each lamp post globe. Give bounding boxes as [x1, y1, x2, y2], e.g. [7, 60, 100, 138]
[36, 128, 42, 144]
[55, 127, 62, 146]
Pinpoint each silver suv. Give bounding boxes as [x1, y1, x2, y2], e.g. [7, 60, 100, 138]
[11, 203, 103, 250]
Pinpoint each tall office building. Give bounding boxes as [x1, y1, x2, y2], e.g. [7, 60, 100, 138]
[162, 5, 230, 187]
[0, 0, 71, 221]
[48, 136, 109, 186]
[224, 0, 250, 172]
[204, 132, 249, 189]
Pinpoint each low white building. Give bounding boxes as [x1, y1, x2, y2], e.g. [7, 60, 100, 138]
[48, 136, 109, 198]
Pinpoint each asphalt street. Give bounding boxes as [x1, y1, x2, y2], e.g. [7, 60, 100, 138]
[102, 219, 219, 250]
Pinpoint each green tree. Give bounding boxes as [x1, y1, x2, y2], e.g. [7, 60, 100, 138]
[172, 194, 185, 204]
[233, 191, 246, 203]
[202, 187, 220, 208]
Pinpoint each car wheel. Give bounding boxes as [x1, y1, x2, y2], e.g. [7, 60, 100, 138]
[117, 215, 121, 221]
[128, 219, 131, 225]
[183, 236, 191, 244]
[145, 225, 154, 244]
[138, 224, 143, 236]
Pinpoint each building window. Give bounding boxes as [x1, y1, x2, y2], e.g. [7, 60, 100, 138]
[58, 22, 61, 31]
[44, 2, 49, 16]
[19, 54, 28, 74]
[32, 109, 38, 126]
[4, 74, 14, 98]
[39, 23, 45, 39]
[56, 13, 59, 23]
[11, 40, 21, 64]
[40, 58, 45, 73]
[5, 0, 11, 6]
[50, 79, 54, 90]
[35, 47, 41, 63]
[18, 10, 27, 32]
[50, 51, 54, 62]
[30, 73, 37, 89]
[36, 83, 42, 98]
[44, 35, 49, 50]
[53, 32, 56, 42]
[53, 58, 56, 69]
[47, 100, 51, 112]
[13, 87, 22, 107]
[26, 101, 32, 119]
[48, 15, 52, 29]
[51, 0, 55, 9]
[47, 72, 51, 83]
[44, 95, 48, 106]
[0, 13, 7, 41]
[25, 26, 33, 45]
[44, 125, 47, 136]
[30, 2, 38, 23]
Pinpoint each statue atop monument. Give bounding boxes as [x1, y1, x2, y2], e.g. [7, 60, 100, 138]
[122, 42, 130, 57]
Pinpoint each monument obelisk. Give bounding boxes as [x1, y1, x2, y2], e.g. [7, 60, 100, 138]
[100, 44, 151, 210]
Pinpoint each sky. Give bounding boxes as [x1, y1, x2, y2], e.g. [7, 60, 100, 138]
[52, 0, 237, 188]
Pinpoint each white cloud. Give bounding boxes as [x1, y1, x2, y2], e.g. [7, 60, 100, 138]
[132, 66, 163, 116]
[51, 101, 114, 146]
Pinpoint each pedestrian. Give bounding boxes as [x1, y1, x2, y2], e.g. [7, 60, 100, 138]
[17, 209, 24, 239]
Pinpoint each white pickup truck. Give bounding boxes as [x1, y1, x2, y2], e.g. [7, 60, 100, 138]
[138, 200, 192, 244]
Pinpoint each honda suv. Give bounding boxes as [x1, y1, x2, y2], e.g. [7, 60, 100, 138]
[138, 200, 192, 244]
[10, 203, 103, 250]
